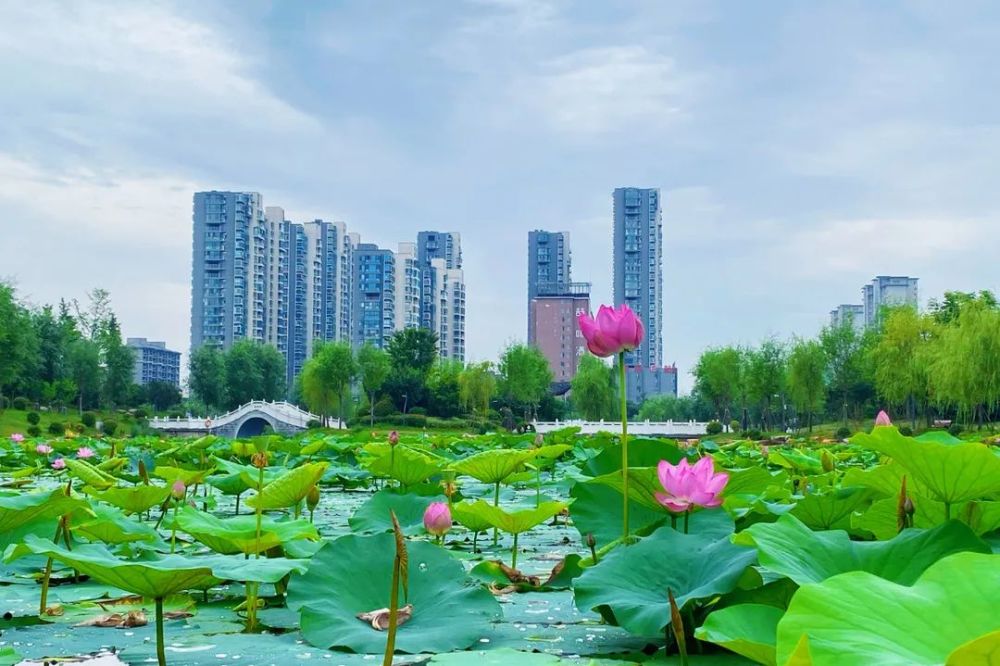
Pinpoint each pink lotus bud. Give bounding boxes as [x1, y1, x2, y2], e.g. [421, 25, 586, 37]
[388, 430, 400, 447]
[654, 457, 729, 514]
[10, 433, 24, 443]
[874, 411, 892, 427]
[423, 501, 452, 537]
[577, 304, 645, 358]
[76, 446, 95, 459]
[171, 479, 186, 500]
[534, 433, 544, 447]
[52, 458, 66, 470]
[35, 444, 53, 455]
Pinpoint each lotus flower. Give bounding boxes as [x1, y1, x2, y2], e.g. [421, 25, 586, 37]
[577, 304, 644, 358]
[76, 446, 95, 459]
[52, 458, 66, 470]
[655, 457, 729, 513]
[423, 502, 452, 537]
[10, 433, 24, 443]
[875, 410, 892, 426]
[35, 444, 53, 455]
[171, 479, 186, 500]
[388, 430, 399, 447]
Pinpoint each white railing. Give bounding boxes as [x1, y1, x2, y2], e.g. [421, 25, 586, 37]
[149, 400, 321, 431]
[532, 419, 709, 436]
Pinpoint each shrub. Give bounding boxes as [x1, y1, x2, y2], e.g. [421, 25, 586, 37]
[408, 407, 428, 416]
[102, 420, 118, 436]
[729, 419, 741, 433]
[26, 412, 40, 426]
[373, 397, 396, 418]
[744, 429, 763, 441]
[12, 397, 29, 411]
[306, 419, 323, 429]
[133, 408, 148, 420]
[835, 426, 852, 440]
[26, 426, 41, 438]
[898, 425, 913, 437]
[168, 412, 184, 420]
[948, 423, 963, 437]
[706, 420, 723, 436]
[48, 421, 65, 435]
[80, 412, 97, 428]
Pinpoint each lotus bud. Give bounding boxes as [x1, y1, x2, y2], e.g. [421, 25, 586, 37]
[423, 502, 452, 537]
[667, 588, 688, 662]
[440, 480, 457, 499]
[171, 479, 186, 500]
[586, 532, 596, 549]
[251, 451, 269, 469]
[821, 450, 835, 473]
[904, 497, 915, 516]
[897, 476, 911, 532]
[388, 430, 400, 447]
[307, 485, 320, 511]
[874, 410, 892, 427]
[138, 460, 150, 485]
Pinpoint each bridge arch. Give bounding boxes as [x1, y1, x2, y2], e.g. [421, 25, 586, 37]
[234, 413, 278, 438]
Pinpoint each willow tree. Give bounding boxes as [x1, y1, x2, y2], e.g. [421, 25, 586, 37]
[929, 303, 1000, 428]
[301, 341, 357, 427]
[458, 362, 496, 417]
[872, 307, 933, 428]
[570, 355, 615, 421]
[787, 339, 826, 432]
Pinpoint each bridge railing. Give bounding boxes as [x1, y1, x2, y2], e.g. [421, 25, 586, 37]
[533, 419, 712, 436]
[149, 400, 321, 430]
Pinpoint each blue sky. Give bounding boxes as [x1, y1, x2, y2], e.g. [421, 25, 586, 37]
[2, 1, 998, 392]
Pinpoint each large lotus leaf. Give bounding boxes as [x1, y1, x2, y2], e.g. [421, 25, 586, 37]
[0, 489, 89, 534]
[212, 457, 282, 490]
[74, 504, 164, 545]
[349, 489, 447, 535]
[914, 431, 963, 445]
[573, 523, 757, 637]
[287, 533, 501, 654]
[450, 448, 538, 484]
[841, 461, 925, 498]
[6, 534, 307, 598]
[456, 500, 568, 535]
[583, 438, 685, 477]
[785, 486, 872, 530]
[153, 465, 214, 486]
[87, 485, 170, 514]
[852, 426, 1000, 504]
[724, 467, 789, 500]
[695, 604, 784, 666]
[451, 500, 495, 533]
[427, 650, 563, 665]
[366, 448, 444, 486]
[64, 459, 117, 490]
[532, 443, 573, 462]
[734, 514, 988, 585]
[946, 631, 1000, 665]
[854, 496, 1000, 539]
[591, 466, 670, 513]
[766, 450, 823, 475]
[246, 461, 329, 510]
[170, 506, 319, 555]
[568, 478, 666, 547]
[776, 552, 1000, 665]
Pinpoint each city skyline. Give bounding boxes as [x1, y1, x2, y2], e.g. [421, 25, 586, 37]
[3, 2, 999, 394]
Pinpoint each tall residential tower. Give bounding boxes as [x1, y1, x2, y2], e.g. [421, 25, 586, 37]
[527, 230, 572, 340]
[612, 187, 663, 367]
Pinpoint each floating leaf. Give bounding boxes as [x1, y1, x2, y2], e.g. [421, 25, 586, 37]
[169, 506, 319, 555]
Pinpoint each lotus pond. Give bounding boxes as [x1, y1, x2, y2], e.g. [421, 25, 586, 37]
[0, 424, 999, 666]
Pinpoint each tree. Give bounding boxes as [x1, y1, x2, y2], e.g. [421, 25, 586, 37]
[100, 315, 136, 408]
[692, 347, 743, 422]
[300, 341, 357, 426]
[744, 339, 786, 431]
[73, 288, 113, 341]
[872, 307, 932, 428]
[928, 290, 998, 325]
[497, 344, 553, 420]
[570, 355, 615, 420]
[256, 343, 287, 402]
[787, 339, 826, 432]
[145, 381, 182, 412]
[67, 339, 102, 413]
[929, 302, 1000, 427]
[189, 345, 227, 410]
[0, 283, 36, 408]
[386, 328, 439, 377]
[458, 362, 496, 417]
[225, 340, 265, 408]
[637, 394, 697, 422]
[384, 366, 426, 414]
[426, 360, 463, 418]
[820, 320, 874, 424]
[357, 344, 391, 425]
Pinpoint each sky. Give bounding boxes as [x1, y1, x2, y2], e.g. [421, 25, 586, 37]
[2, 1, 999, 393]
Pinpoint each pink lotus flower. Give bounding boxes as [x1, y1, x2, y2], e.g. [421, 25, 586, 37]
[76, 446, 95, 459]
[875, 410, 892, 427]
[35, 444, 53, 455]
[171, 479, 186, 500]
[388, 430, 400, 447]
[52, 458, 66, 470]
[577, 304, 644, 358]
[655, 457, 729, 513]
[423, 502, 452, 537]
[10, 433, 24, 443]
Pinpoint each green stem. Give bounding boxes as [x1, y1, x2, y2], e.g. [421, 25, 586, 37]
[619, 352, 630, 542]
[472, 530, 479, 554]
[170, 503, 178, 554]
[535, 467, 541, 508]
[155, 597, 166, 666]
[944, 502, 951, 521]
[39, 520, 64, 615]
[383, 554, 401, 666]
[511, 532, 519, 569]
[684, 510, 690, 535]
[492, 481, 501, 546]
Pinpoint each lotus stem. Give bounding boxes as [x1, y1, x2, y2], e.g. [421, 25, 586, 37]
[170, 503, 178, 554]
[472, 530, 479, 554]
[944, 502, 951, 521]
[39, 520, 64, 615]
[511, 532, 519, 569]
[683, 510, 690, 535]
[619, 352, 630, 542]
[535, 466, 541, 508]
[492, 481, 501, 546]
[155, 597, 166, 666]
[235, 492, 241, 515]
[383, 548, 401, 666]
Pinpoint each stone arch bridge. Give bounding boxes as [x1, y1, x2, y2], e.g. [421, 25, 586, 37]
[148, 401, 324, 438]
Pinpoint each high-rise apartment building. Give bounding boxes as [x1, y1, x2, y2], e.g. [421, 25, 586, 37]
[352, 243, 396, 349]
[863, 276, 919, 326]
[127, 338, 181, 387]
[191, 191, 270, 351]
[830, 304, 865, 332]
[416, 231, 465, 360]
[530, 282, 590, 382]
[395, 242, 422, 332]
[527, 230, 571, 340]
[613, 187, 663, 367]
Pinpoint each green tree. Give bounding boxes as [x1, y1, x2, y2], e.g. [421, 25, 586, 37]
[300, 341, 357, 426]
[787, 339, 826, 432]
[225, 340, 265, 408]
[67, 339, 102, 413]
[144, 381, 182, 412]
[100, 315, 136, 408]
[872, 307, 933, 428]
[929, 302, 1000, 427]
[0, 283, 36, 408]
[570, 355, 615, 420]
[458, 362, 496, 417]
[745, 339, 786, 430]
[497, 344, 553, 420]
[820, 320, 873, 424]
[256, 343, 287, 401]
[73, 288, 113, 341]
[386, 328, 439, 377]
[637, 394, 697, 422]
[692, 347, 743, 422]
[357, 344, 392, 425]
[928, 290, 998, 325]
[426, 360, 463, 418]
[189, 345, 227, 410]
